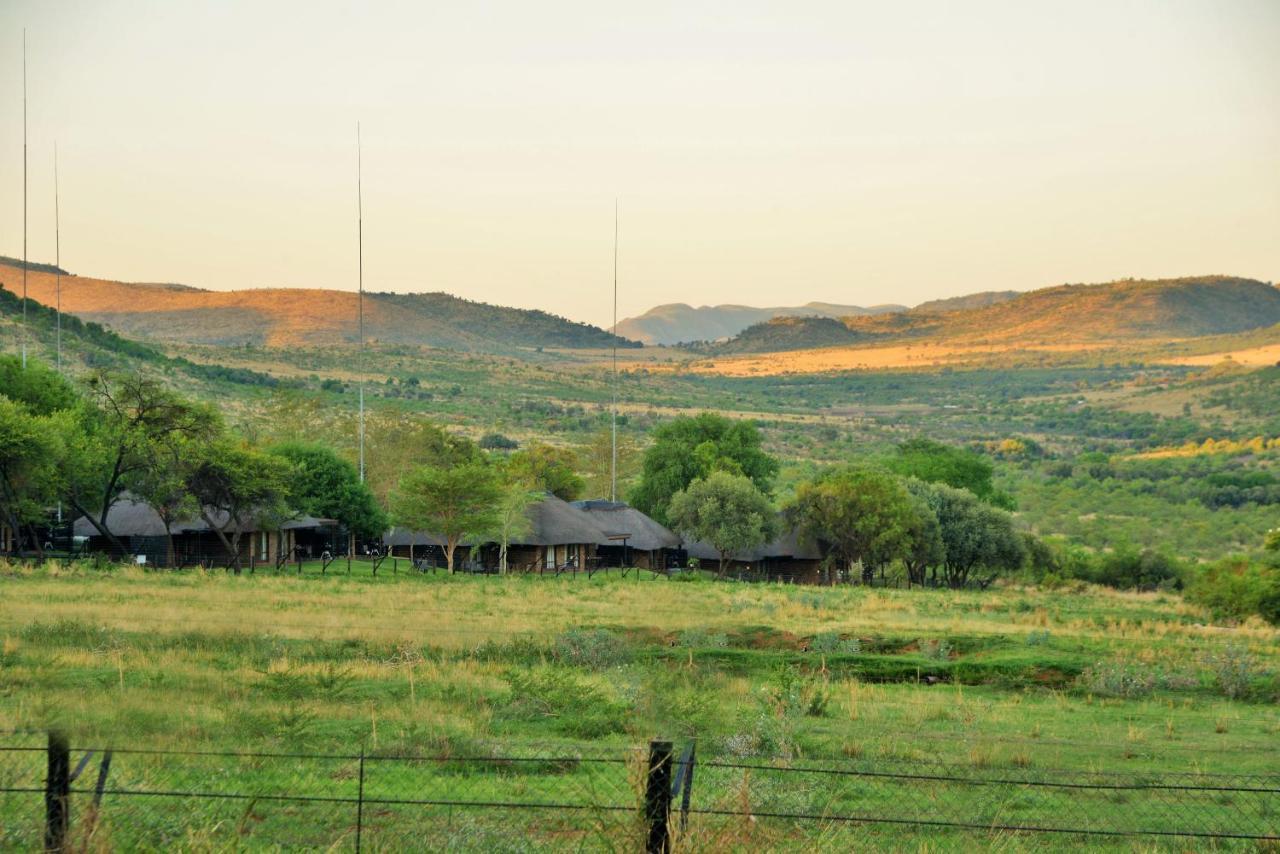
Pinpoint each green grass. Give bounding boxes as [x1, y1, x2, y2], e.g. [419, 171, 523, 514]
[1, 562, 1277, 849]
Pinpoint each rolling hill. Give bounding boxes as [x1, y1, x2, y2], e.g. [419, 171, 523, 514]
[0, 258, 637, 353]
[614, 301, 905, 345]
[706, 276, 1280, 354]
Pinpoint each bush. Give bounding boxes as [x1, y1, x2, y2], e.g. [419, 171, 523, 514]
[1201, 645, 1268, 700]
[552, 629, 631, 670]
[503, 668, 629, 738]
[808, 632, 861, 654]
[1079, 661, 1156, 699]
[1185, 557, 1280, 625]
[1092, 549, 1185, 591]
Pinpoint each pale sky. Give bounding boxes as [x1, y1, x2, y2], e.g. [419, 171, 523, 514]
[2, 1, 1278, 328]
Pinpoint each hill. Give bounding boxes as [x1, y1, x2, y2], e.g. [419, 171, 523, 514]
[706, 276, 1280, 354]
[0, 260, 638, 353]
[702, 315, 864, 354]
[913, 290, 1021, 313]
[615, 301, 904, 345]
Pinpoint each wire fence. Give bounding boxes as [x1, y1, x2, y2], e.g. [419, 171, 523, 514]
[3, 735, 1278, 852]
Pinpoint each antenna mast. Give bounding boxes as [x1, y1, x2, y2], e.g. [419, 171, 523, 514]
[54, 142, 61, 372]
[357, 123, 365, 483]
[610, 200, 618, 503]
[21, 29, 28, 368]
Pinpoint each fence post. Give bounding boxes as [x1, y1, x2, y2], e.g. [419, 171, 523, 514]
[644, 740, 673, 854]
[355, 748, 365, 854]
[45, 730, 70, 853]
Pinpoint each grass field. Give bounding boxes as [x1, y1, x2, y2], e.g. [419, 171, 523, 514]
[2, 562, 1277, 850]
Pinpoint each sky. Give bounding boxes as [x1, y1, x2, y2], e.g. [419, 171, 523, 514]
[1, 1, 1278, 329]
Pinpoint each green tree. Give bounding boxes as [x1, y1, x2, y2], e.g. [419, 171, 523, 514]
[631, 413, 778, 525]
[577, 427, 641, 501]
[902, 480, 946, 587]
[0, 354, 79, 415]
[789, 465, 918, 580]
[269, 442, 388, 541]
[505, 443, 584, 501]
[62, 372, 220, 557]
[923, 482, 1025, 588]
[0, 399, 68, 556]
[668, 471, 777, 576]
[389, 461, 503, 573]
[186, 441, 294, 574]
[487, 482, 538, 575]
[887, 438, 1015, 509]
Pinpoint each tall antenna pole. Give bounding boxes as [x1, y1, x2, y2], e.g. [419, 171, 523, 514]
[21, 29, 28, 368]
[610, 200, 618, 503]
[54, 142, 61, 373]
[357, 122, 365, 483]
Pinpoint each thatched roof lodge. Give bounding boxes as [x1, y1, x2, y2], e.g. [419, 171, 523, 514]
[72, 494, 338, 568]
[570, 500, 683, 570]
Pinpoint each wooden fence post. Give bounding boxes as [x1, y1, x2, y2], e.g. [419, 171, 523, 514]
[44, 730, 70, 853]
[644, 740, 673, 854]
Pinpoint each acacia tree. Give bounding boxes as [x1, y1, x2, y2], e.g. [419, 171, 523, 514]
[577, 427, 640, 501]
[668, 471, 776, 576]
[790, 465, 918, 582]
[632, 413, 778, 525]
[186, 441, 294, 574]
[489, 482, 538, 574]
[389, 461, 503, 573]
[62, 372, 219, 556]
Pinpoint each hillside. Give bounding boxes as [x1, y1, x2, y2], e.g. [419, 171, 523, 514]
[706, 276, 1280, 354]
[913, 290, 1020, 313]
[703, 315, 864, 354]
[615, 301, 904, 345]
[0, 259, 637, 353]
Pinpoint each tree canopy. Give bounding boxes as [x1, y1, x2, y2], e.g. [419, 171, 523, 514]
[887, 438, 1015, 509]
[504, 443, 584, 501]
[631, 413, 778, 525]
[269, 442, 388, 541]
[789, 465, 918, 579]
[668, 471, 777, 575]
[389, 460, 503, 573]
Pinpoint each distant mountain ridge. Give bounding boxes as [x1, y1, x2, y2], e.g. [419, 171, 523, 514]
[615, 301, 905, 345]
[705, 276, 1280, 354]
[0, 260, 637, 353]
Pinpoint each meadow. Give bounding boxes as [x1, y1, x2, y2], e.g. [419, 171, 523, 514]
[2, 562, 1277, 850]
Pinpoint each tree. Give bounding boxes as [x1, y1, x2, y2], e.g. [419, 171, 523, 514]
[631, 413, 778, 525]
[268, 442, 388, 541]
[924, 483, 1025, 588]
[186, 441, 294, 574]
[668, 471, 776, 576]
[577, 427, 641, 501]
[505, 443, 584, 501]
[0, 354, 79, 416]
[389, 461, 503, 573]
[901, 480, 945, 586]
[0, 399, 67, 556]
[363, 415, 482, 507]
[789, 465, 918, 581]
[61, 372, 220, 557]
[488, 482, 538, 574]
[887, 438, 1015, 509]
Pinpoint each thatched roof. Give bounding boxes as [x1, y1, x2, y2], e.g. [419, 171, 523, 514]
[685, 525, 822, 563]
[519, 494, 607, 546]
[384, 494, 607, 548]
[571, 500, 680, 550]
[73, 493, 336, 538]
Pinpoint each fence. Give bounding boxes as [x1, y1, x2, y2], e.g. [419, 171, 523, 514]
[3, 733, 1278, 851]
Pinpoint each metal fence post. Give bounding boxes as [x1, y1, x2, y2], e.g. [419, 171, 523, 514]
[355, 748, 365, 853]
[45, 730, 70, 853]
[644, 740, 673, 854]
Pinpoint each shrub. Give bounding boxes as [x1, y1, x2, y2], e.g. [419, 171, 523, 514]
[677, 628, 728, 649]
[1185, 557, 1280, 626]
[552, 629, 631, 670]
[808, 632, 861, 655]
[1079, 661, 1156, 699]
[503, 668, 629, 738]
[1201, 645, 1268, 700]
[1092, 549, 1185, 591]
